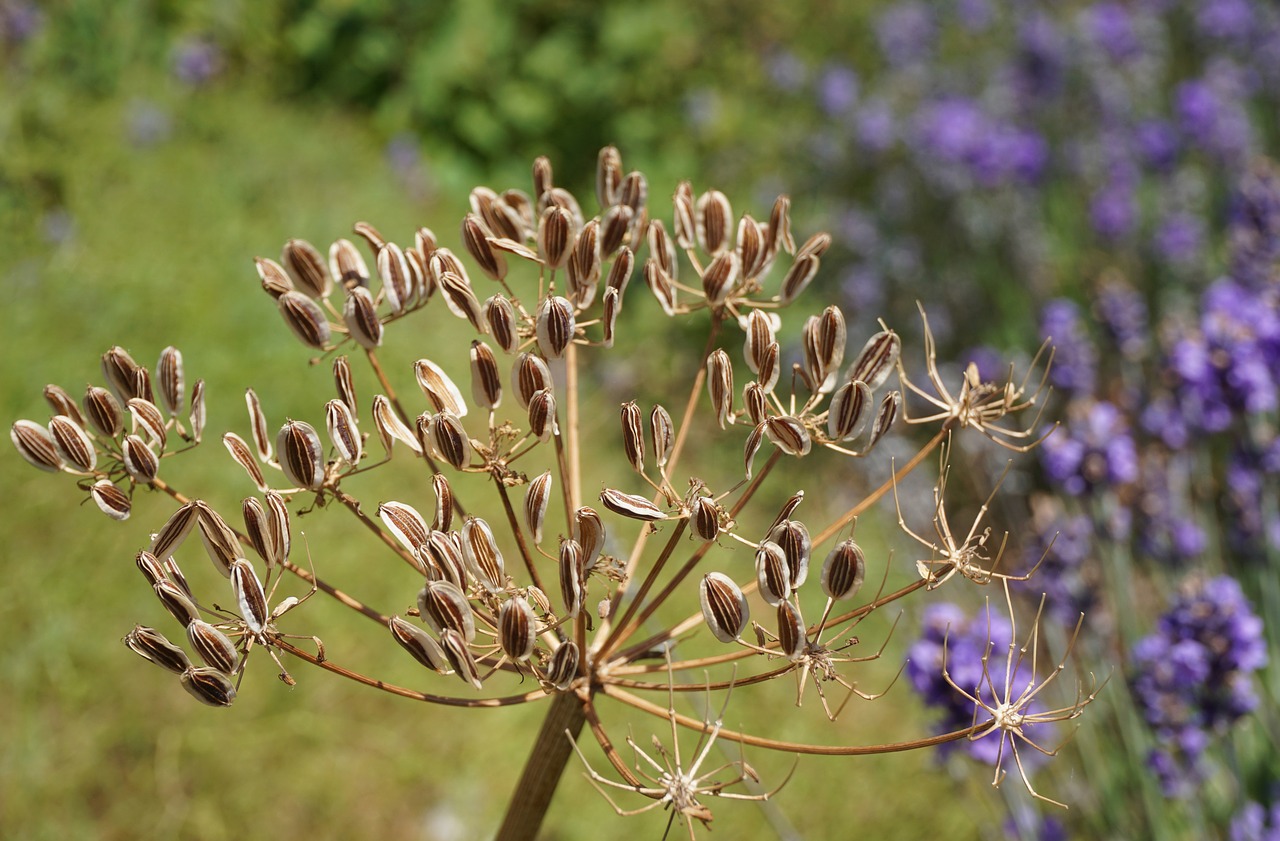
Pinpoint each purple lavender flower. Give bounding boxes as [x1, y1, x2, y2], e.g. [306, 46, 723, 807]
[1083, 2, 1142, 63]
[764, 49, 807, 93]
[1223, 452, 1280, 556]
[171, 37, 224, 87]
[1093, 275, 1149, 359]
[1041, 401, 1139, 496]
[1196, 0, 1256, 42]
[1135, 455, 1206, 565]
[1039, 298, 1097, 395]
[1090, 181, 1138, 241]
[854, 97, 896, 153]
[1176, 78, 1254, 162]
[1231, 798, 1280, 841]
[954, 0, 993, 32]
[1140, 394, 1192, 450]
[1013, 13, 1068, 102]
[1131, 575, 1268, 795]
[1153, 212, 1206, 266]
[1228, 160, 1280, 288]
[1016, 510, 1096, 624]
[817, 63, 859, 117]
[875, 2, 936, 67]
[1133, 119, 1179, 172]
[0, 0, 42, 45]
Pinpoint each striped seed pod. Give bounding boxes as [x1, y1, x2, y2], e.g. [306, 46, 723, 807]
[596, 145, 623, 207]
[650, 404, 674, 467]
[706, 350, 734, 429]
[695, 190, 732, 256]
[230, 558, 269, 635]
[672, 181, 696, 250]
[125, 626, 192, 675]
[462, 213, 506, 281]
[435, 266, 485, 331]
[426, 412, 471, 471]
[194, 502, 235, 581]
[524, 470, 553, 545]
[469, 341, 503, 410]
[91, 479, 131, 520]
[282, 238, 331, 299]
[756, 341, 780, 394]
[181, 667, 238, 707]
[797, 231, 832, 259]
[743, 422, 764, 480]
[48, 415, 95, 472]
[389, 616, 451, 673]
[600, 488, 665, 522]
[461, 516, 506, 593]
[776, 601, 807, 661]
[242, 496, 273, 564]
[333, 356, 358, 415]
[647, 219, 677, 284]
[483, 295, 519, 354]
[846, 330, 901, 392]
[599, 204, 633, 258]
[821, 539, 867, 601]
[867, 391, 901, 449]
[325, 399, 362, 466]
[372, 394, 421, 454]
[558, 538, 586, 619]
[187, 619, 239, 674]
[432, 473, 454, 532]
[535, 296, 575, 359]
[245, 389, 271, 462]
[101, 346, 150, 404]
[379, 501, 431, 557]
[606, 246, 634, 295]
[644, 258, 677, 316]
[767, 491, 806, 535]
[545, 640, 580, 691]
[499, 596, 538, 662]
[779, 253, 820, 306]
[572, 507, 605, 570]
[256, 256, 293, 298]
[404, 248, 427, 306]
[423, 530, 467, 587]
[329, 237, 370, 290]
[755, 541, 791, 607]
[150, 500, 199, 561]
[126, 398, 167, 451]
[537, 206, 574, 270]
[122, 434, 159, 484]
[737, 214, 767, 281]
[828, 381, 873, 442]
[620, 401, 645, 472]
[156, 346, 184, 416]
[414, 227, 437, 276]
[277, 291, 332, 350]
[11, 419, 63, 472]
[343, 286, 383, 349]
[691, 496, 722, 542]
[418, 580, 476, 643]
[567, 219, 601, 307]
[742, 309, 777, 376]
[188, 379, 206, 443]
[767, 194, 795, 256]
[532, 155, 554, 205]
[44, 385, 84, 428]
[527, 389, 558, 442]
[154, 579, 200, 626]
[764, 416, 811, 456]
[277, 420, 324, 490]
[264, 490, 291, 567]
[414, 359, 468, 418]
[699, 572, 748, 644]
[82, 386, 123, 438]
[743, 381, 769, 426]
[512, 352, 554, 410]
[601, 286, 620, 348]
[768, 519, 811, 589]
[701, 251, 740, 308]
[617, 170, 647, 242]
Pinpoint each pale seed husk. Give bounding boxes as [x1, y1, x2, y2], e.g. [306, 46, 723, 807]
[230, 557, 269, 634]
[776, 601, 806, 661]
[122, 434, 159, 483]
[151, 501, 200, 561]
[673, 181, 696, 250]
[101, 346, 150, 404]
[256, 256, 294, 298]
[558, 538, 586, 619]
[282, 238, 332, 299]
[606, 245, 634, 294]
[768, 519, 811, 589]
[599, 204, 633, 259]
[377, 241, 412, 315]
[743, 381, 769, 426]
[601, 287, 620, 348]
[461, 516, 506, 593]
[125, 626, 192, 675]
[469, 341, 503, 410]
[414, 359, 468, 418]
[695, 190, 733, 256]
[691, 496, 721, 542]
[277, 290, 332, 350]
[91, 479, 131, 520]
[180, 667, 238, 707]
[82, 386, 123, 438]
[154, 579, 200, 626]
[404, 247, 427, 306]
[276, 420, 324, 490]
[379, 501, 432, 556]
[644, 258, 677, 316]
[372, 394, 422, 454]
[797, 231, 832, 259]
[512, 353, 554, 410]
[619, 401, 645, 472]
[483, 295, 519, 354]
[423, 530, 467, 588]
[756, 342, 781, 394]
[647, 219, 678, 284]
[528, 389, 559, 442]
[487, 236, 541, 263]
[567, 219, 601, 308]
[11, 420, 63, 472]
[706, 350, 734, 429]
[264, 490, 291, 567]
[847, 330, 901, 392]
[599, 488, 665, 521]
[821, 539, 867, 601]
[343, 286, 384, 349]
[524, 470, 553, 545]
[418, 580, 476, 643]
[868, 391, 901, 449]
[242, 496, 273, 564]
[532, 156, 554, 204]
[333, 356, 358, 415]
[544, 187, 585, 231]
[699, 572, 748, 643]
[325, 399, 362, 466]
[156, 346, 185, 416]
[188, 379, 206, 443]
[437, 270, 486, 332]
[196, 500, 239, 578]
[767, 195, 795, 256]
[136, 551, 168, 588]
[755, 541, 791, 606]
[414, 226, 438, 273]
[48, 414, 96, 472]
[545, 640, 580, 691]
[596, 145, 623, 208]
[743, 423, 764, 480]
[828, 381, 872, 442]
[329, 237, 370, 291]
[779, 253, 820, 305]
[742, 308, 777, 376]
[463, 213, 507, 281]
[427, 412, 471, 471]
[737, 214, 767, 281]
[44, 384, 85, 427]
[126, 398, 167, 451]
[649, 404, 674, 467]
[701, 251, 740, 308]
[389, 616, 451, 673]
[535, 296, 575, 360]
[617, 170, 648, 242]
[187, 619, 240, 673]
[764, 416, 811, 456]
[573, 507, 605, 570]
[432, 473, 454, 532]
[223, 433, 268, 491]
[499, 596, 538, 662]
[355, 220, 387, 253]
[501, 189, 536, 238]
[537, 206, 574, 270]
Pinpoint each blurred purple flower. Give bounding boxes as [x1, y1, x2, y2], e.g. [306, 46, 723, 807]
[1196, 0, 1256, 42]
[1133, 119, 1180, 172]
[817, 63, 859, 117]
[1094, 274, 1149, 359]
[1228, 160, 1280, 288]
[125, 98, 173, 148]
[854, 97, 897, 153]
[0, 0, 41, 45]
[1153, 212, 1206, 266]
[1083, 2, 1142, 63]
[1041, 401, 1139, 495]
[1016, 510, 1096, 624]
[1090, 182, 1138, 241]
[1039, 298, 1097, 395]
[1176, 78, 1254, 162]
[876, 2, 936, 67]
[954, 0, 993, 32]
[764, 49, 806, 93]
[1231, 798, 1280, 841]
[171, 37, 224, 87]
[1013, 12, 1069, 102]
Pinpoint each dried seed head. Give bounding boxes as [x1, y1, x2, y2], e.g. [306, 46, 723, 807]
[48, 415, 96, 472]
[644, 258, 677, 316]
[524, 470, 553, 545]
[125, 626, 192, 675]
[372, 394, 422, 454]
[742, 309, 778, 376]
[91, 479, 131, 520]
[423, 530, 467, 587]
[706, 349, 734, 429]
[242, 496, 272, 564]
[462, 213, 507, 281]
[468, 341, 503, 410]
[755, 541, 792, 606]
[414, 359, 469, 418]
[647, 219, 678, 284]
[797, 231, 832, 259]
[691, 496, 722, 542]
[151, 500, 200, 561]
[126, 398, 167, 451]
[256, 256, 294, 298]
[461, 516, 506, 593]
[649, 404, 674, 467]
[329, 237, 370, 290]
[180, 667, 238, 707]
[426, 412, 472, 471]
[743, 381, 769, 426]
[343, 286, 384, 349]
[828, 380, 873, 442]
[440, 628, 484, 690]
[243, 389, 271, 462]
[437, 267, 486, 332]
[264, 490, 291, 567]
[513, 353, 554, 409]
[743, 422, 764, 480]
[325, 399, 363, 466]
[695, 190, 732, 256]
[545, 640, 580, 691]
[277, 290, 332, 350]
[282, 238, 331, 299]
[673, 181, 697, 250]
[187, 619, 239, 673]
[418, 580, 476, 643]
[413, 226, 437, 269]
[701, 251, 740, 308]
[101, 346, 151, 404]
[527, 389, 558, 442]
[601, 287, 620, 348]
[82, 386, 123, 438]
[599, 488, 666, 521]
[230, 557, 269, 634]
[756, 342, 781, 394]
[802, 314, 840, 395]
[431, 473, 454, 532]
[821, 539, 867, 601]
[567, 219, 601, 307]
[154, 579, 200, 626]
[847, 330, 901, 392]
[332, 357, 358, 415]
[499, 596, 538, 662]
[779, 253, 820, 305]
[738, 214, 767, 280]
[122, 434, 159, 484]
[597, 145, 623, 207]
[483, 295, 519, 354]
[188, 379, 206, 443]
[379, 501, 431, 556]
[156, 346, 184, 416]
[768, 491, 806, 533]
[44, 385, 84, 427]
[389, 615, 450, 673]
[700, 572, 748, 643]
[538, 206, 575, 270]
[768, 519, 811, 588]
[404, 248, 427, 306]
[599, 204, 634, 258]
[196, 501, 239, 578]
[11, 419, 63, 472]
[136, 551, 168, 588]
[868, 390, 901, 448]
[558, 538, 586, 618]
[767, 194, 795, 256]
[606, 245, 634, 294]
[572, 507, 605, 570]
[532, 156, 554, 203]
[535, 296, 575, 359]
[764, 416, 811, 456]
[776, 601, 807, 661]
[276, 420, 325, 490]
[619, 401, 645, 472]
[617, 171, 648, 239]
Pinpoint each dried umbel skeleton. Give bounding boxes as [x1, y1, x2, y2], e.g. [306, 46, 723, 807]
[12, 147, 1095, 838]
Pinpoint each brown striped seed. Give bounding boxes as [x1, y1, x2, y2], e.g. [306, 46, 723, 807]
[644, 258, 677, 316]
[776, 601, 807, 661]
[691, 496, 722, 542]
[48, 415, 95, 472]
[673, 181, 696, 250]
[647, 219, 678, 284]
[601, 287, 620, 348]
[606, 245, 634, 294]
[404, 247, 427, 306]
[264, 490, 291, 567]
[649, 404, 674, 467]
[437, 268, 486, 332]
[413, 226, 437, 270]
[277, 420, 324, 490]
[488, 236, 541, 263]
[742, 308, 777, 376]
[743, 422, 764, 480]
[188, 379, 206, 443]
[768, 519, 811, 589]
[156, 346, 184, 416]
[125, 626, 192, 675]
[743, 381, 769, 426]
[136, 551, 168, 588]
[537, 205, 574, 270]
[821, 539, 867, 601]
[325, 399, 363, 466]
[242, 496, 272, 564]
[423, 530, 467, 587]
[414, 359, 469, 418]
[389, 615, 450, 673]
[154, 579, 200, 626]
[737, 214, 767, 280]
[329, 237, 370, 290]
[256, 256, 294, 298]
[462, 213, 506, 281]
[333, 357, 358, 415]
[756, 342, 780, 394]
[372, 394, 422, 454]
[501, 189, 535, 238]
[596, 145, 623, 208]
[187, 619, 240, 673]
[499, 596, 538, 662]
[535, 296, 575, 359]
[779, 253, 820, 305]
[527, 389, 558, 442]
[755, 541, 791, 606]
[101, 346, 150, 404]
[797, 231, 832, 259]
[764, 416, 811, 456]
[767, 194, 795, 255]
[572, 507, 605, 570]
[277, 290, 332, 349]
[418, 580, 476, 643]
[545, 187, 585, 231]
[701, 251, 740, 308]
[767, 491, 806, 535]
[545, 640, 580, 691]
[439, 629, 484, 690]
[343, 286, 383, 349]
[617, 170, 647, 240]
[245, 388, 272, 461]
[619, 401, 645, 472]
[483, 295, 519, 354]
[513, 353, 554, 409]
[230, 557, 269, 634]
[532, 155, 554, 204]
[122, 434, 159, 483]
[426, 412, 471, 470]
[524, 470, 553, 545]
[11, 420, 63, 472]
[151, 500, 199, 561]
[126, 398, 167, 451]
[82, 386, 123, 438]
[706, 350, 734, 429]
[558, 538, 586, 619]
[847, 330, 901, 392]
[868, 391, 902, 449]
[461, 517, 506, 593]
[469, 341, 503, 410]
[223, 433, 268, 491]
[695, 190, 732, 256]
[282, 238, 331, 299]
[599, 488, 666, 521]
[379, 501, 431, 556]
[828, 381, 873, 442]
[432, 473, 454, 532]
[567, 219, 601, 307]
[196, 501, 239, 578]
[91, 479, 131, 520]
[180, 667, 238, 707]
[699, 572, 748, 643]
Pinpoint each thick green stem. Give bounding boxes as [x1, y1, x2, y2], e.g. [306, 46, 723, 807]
[493, 692, 586, 841]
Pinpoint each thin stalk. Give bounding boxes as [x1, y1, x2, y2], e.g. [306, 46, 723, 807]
[597, 519, 690, 656]
[333, 488, 425, 574]
[493, 475, 548, 596]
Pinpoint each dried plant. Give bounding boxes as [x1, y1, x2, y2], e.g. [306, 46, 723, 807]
[11, 147, 1095, 838]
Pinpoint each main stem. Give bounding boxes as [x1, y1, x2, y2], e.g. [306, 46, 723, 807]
[493, 692, 586, 841]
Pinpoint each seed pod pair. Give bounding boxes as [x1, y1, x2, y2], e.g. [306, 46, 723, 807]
[277, 420, 325, 490]
[389, 615, 451, 673]
[699, 572, 748, 644]
[461, 516, 506, 593]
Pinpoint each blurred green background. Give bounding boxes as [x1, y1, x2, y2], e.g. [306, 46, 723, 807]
[0, 3, 1006, 839]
